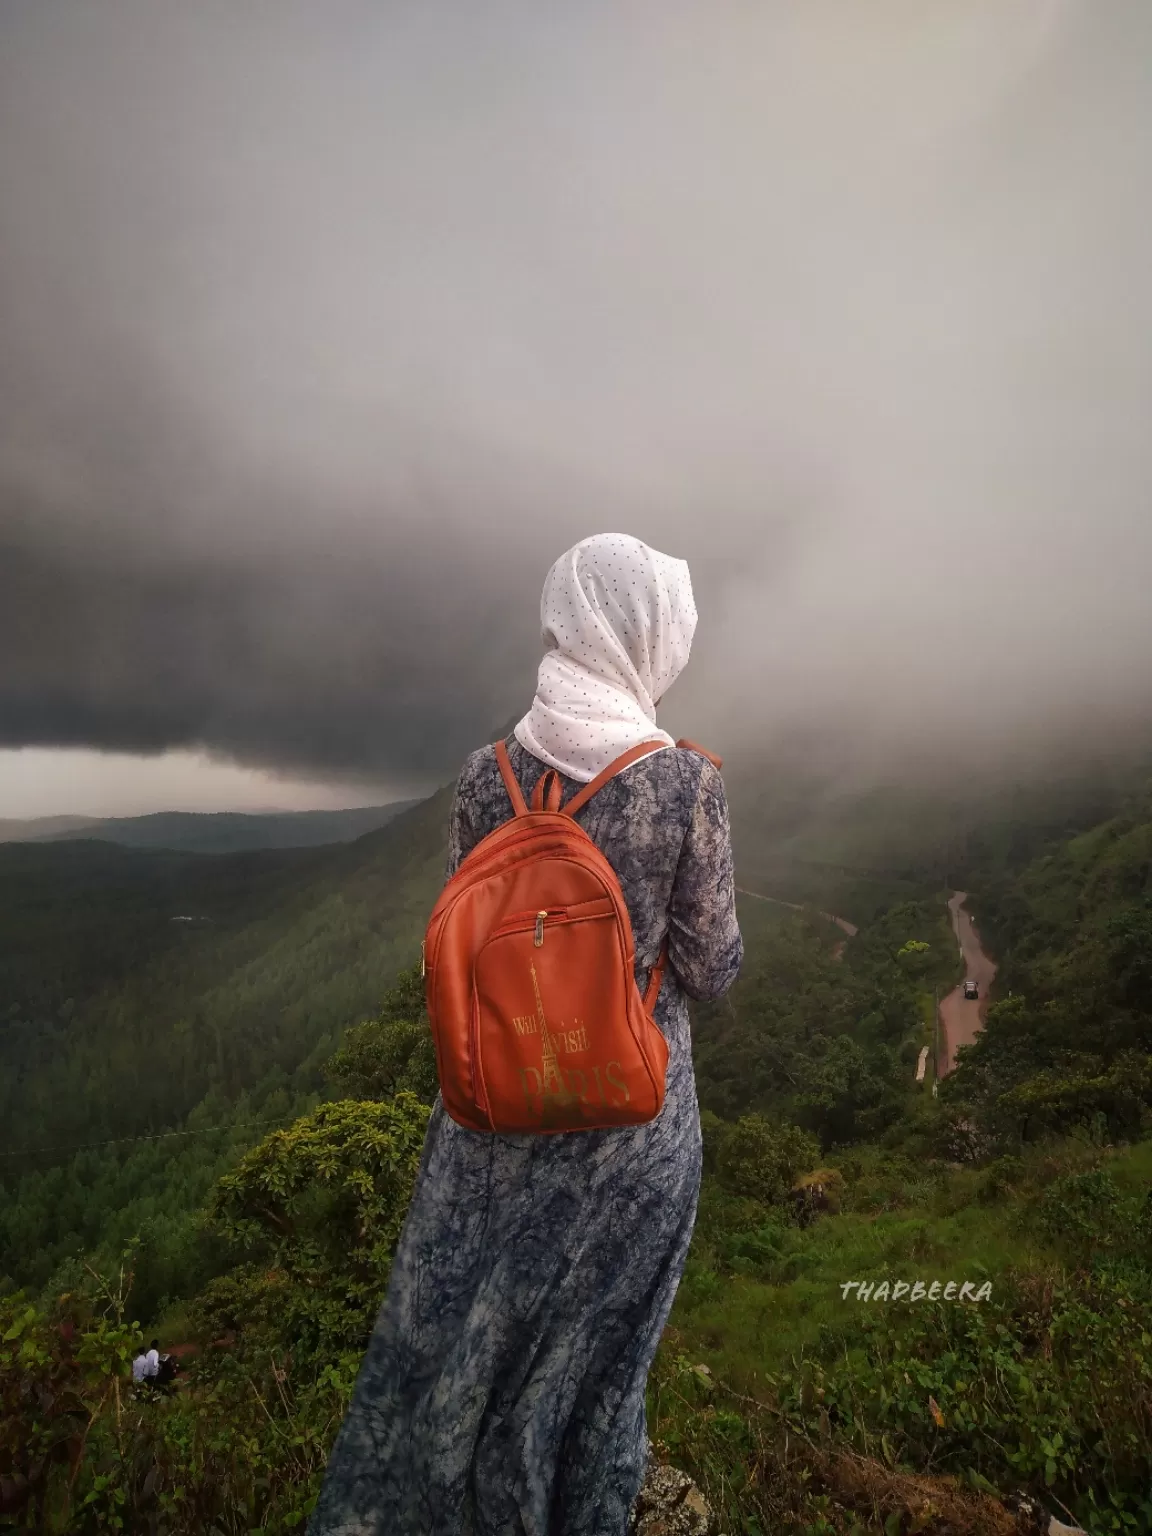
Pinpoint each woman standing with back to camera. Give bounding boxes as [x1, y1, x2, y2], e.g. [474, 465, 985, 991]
[311, 533, 743, 1536]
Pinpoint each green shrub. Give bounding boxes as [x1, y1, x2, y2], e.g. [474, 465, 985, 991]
[975, 1154, 1025, 1205]
[1036, 1168, 1123, 1261]
[326, 965, 438, 1104]
[198, 1093, 430, 1356]
[712, 1116, 820, 1204]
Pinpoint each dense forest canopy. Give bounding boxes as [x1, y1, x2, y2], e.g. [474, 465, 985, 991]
[0, 789, 453, 1162]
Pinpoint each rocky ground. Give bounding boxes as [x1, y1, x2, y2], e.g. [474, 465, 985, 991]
[629, 1462, 718, 1536]
[628, 1458, 1088, 1536]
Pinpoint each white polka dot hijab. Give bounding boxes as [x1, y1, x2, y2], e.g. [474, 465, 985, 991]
[513, 533, 698, 782]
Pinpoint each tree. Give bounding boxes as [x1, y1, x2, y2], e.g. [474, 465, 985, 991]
[199, 1094, 430, 1356]
[711, 1115, 820, 1204]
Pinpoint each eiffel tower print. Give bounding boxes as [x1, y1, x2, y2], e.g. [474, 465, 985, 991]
[530, 961, 580, 1121]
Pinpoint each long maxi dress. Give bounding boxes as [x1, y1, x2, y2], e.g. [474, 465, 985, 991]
[309, 738, 743, 1536]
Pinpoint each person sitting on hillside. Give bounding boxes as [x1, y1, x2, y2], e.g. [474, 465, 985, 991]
[145, 1339, 160, 1379]
[131, 1348, 150, 1387]
[155, 1352, 181, 1392]
[310, 534, 743, 1536]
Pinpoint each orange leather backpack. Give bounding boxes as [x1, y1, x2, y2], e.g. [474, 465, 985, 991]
[423, 736, 719, 1134]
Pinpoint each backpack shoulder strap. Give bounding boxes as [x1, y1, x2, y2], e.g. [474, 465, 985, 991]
[643, 938, 668, 1011]
[675, 738, 723, 769]
[493, 739, 529, 817]
[562, 739, 669, 818]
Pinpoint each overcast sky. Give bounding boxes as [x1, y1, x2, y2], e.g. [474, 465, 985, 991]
[2, 0, 1150, 818]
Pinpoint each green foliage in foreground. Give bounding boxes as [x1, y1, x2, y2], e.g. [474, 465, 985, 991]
[654, 1138, 1152, 1535]
[325, 965, 438, 1105]
[7, 1131, 1152, 1534]
[0, 1278, 354, 1535]
[704, 1112, 820, 1204]
[5, 782, 1152, 1531]
[1, 1094, 429, 1534]
[199, 1093, 430, 1359]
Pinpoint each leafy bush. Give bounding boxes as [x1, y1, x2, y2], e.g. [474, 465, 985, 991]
[198, 1094, 430, 1356]
[1, 1091, 431, 1534]
[326, 965, 438, 1104]
[0, 1282, 140, 1531]
[0, 1281, 358, 1534]
[997, 1052, 1152, 1142]
[1036, 1168, 1123, 1261]
[710, 1115, 820, 1204]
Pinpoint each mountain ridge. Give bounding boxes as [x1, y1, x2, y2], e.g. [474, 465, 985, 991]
[0, 801, 421, 854]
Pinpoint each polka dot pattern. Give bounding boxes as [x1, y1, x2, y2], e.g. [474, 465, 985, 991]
[514, 533, 698, 782]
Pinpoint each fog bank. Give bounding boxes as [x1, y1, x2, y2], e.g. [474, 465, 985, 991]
[2, 0, 1150, 801]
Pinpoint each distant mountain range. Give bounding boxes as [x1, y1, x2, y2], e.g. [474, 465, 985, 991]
[0, 787, 453, 1167]
[0, 802, 422, 854]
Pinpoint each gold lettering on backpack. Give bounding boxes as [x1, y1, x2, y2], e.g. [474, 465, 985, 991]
[564, 1068, 589, 1102]
[530, 962, 580, 1121]
[605, 1061, 630, 1106]
[542, 1023, 590, 1055]
[518, 1066, 543, 1117]
[512, 1014, 537, 1037]
[561, 1025, 588, 1054]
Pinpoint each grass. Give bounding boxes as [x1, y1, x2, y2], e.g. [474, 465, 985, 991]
[673, 1204, 1036, 1394]
[650, 1135, 1152, 1533]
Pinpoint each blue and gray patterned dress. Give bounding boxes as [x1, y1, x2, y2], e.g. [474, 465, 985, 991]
[310, 739, 742, 1536]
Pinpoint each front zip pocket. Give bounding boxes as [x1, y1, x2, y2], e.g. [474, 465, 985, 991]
[471, 901, 644, 1132]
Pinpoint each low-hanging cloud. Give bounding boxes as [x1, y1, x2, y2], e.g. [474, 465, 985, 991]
[2, 0, 1151, 793]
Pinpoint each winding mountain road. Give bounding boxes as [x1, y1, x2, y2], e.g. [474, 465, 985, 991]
[734, 887, 857, 937]
[735, 885, 995, 1075]
[938, 891, 997, 1074]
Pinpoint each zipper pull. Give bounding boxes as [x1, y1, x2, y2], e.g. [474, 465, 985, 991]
[421, 940, 426, 977]
[534, 911, 547, 947]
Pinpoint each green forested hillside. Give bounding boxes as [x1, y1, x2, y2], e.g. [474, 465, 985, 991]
[942, 787, 1152, 1141]
[0, 788, 451, 1162]
[692, 893, 956, 1137]
[5, 770, 1152, 1532]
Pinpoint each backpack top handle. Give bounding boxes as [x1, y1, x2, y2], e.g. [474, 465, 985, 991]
[530, 769, 564, 813]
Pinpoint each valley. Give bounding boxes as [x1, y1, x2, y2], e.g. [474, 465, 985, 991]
[3, 762, 1152, 1533]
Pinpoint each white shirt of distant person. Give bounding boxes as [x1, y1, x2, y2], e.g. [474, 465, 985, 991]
[132, 1342, 162, 1384]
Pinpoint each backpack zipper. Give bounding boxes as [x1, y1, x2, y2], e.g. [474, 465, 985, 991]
[534, 910, 547, 946]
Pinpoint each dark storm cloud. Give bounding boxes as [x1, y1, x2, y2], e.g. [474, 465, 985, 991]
[2, 0, 1152, 787]
[0, 418, 565, 773]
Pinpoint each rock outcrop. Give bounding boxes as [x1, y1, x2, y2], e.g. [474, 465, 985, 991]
[629, 1462, 718, 1536]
